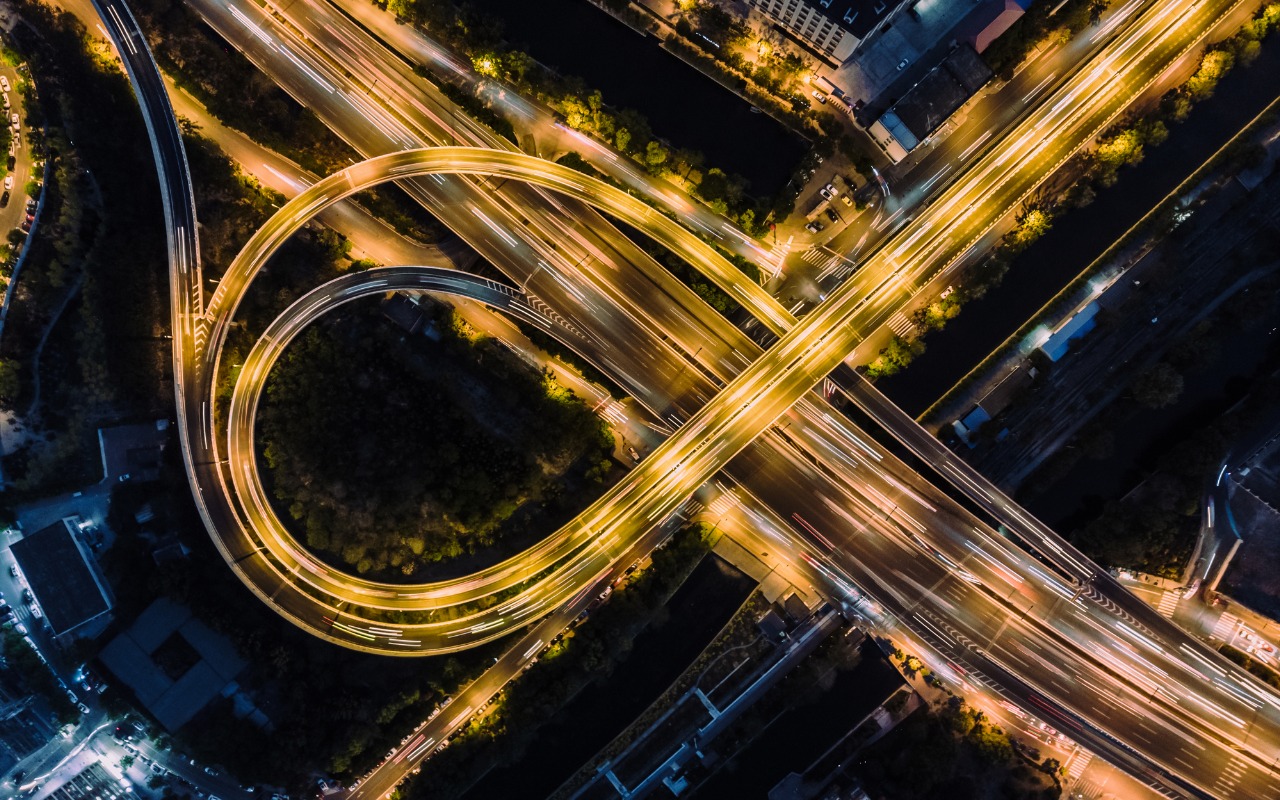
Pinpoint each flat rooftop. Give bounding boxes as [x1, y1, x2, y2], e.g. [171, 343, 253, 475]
[100, 597, 247, 731]
[10, 519, 112, 636]
[810, 0, 907, 39]
[889, 44, 992, 141]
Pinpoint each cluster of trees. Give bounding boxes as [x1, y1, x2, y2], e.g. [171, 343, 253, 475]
[856, 696, 1059, 799]
[380, 0, 803, 236]
[1073, 341, 1280, 573]
[258, 300, 616, 578]
[1020, 269, 1280, 574]
[3, 631, 79, 725]
[0, 1, 171, 497]
[399, 524, 714, 800]
[865, 334, 927, 379]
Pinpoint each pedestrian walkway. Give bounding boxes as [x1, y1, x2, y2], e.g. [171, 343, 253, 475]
[1155, 590, 1180, 619]
[887, 311, 914, 337]
[1211, 612, 1240, 641]
[1066, 747, 1093, 782]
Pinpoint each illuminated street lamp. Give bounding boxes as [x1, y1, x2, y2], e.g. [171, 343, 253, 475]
[473, 55, 497, 77]
[757, 40, 772, 58]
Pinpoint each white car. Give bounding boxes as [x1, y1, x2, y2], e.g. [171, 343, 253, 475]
[0, 77, 10, 92]
[3, 176, 11, 191]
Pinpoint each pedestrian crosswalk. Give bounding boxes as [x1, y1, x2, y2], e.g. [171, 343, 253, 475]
[887, 311, 915, 337]
[1156, 590, 1180, 618]
[1212, 612, 1239, 641]
[799, 248, 858, 282]
[1067, 748, 1093, 781]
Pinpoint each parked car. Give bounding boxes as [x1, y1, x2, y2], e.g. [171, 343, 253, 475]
[0, 76, 10, 92]
[840, 194, 854, 207]
[3, 175, 12, 191]
[811, 90, 827, 104]
[0, 191, 8, 208]
[826, 208, 840, 223]
[22, 589, 32, 604]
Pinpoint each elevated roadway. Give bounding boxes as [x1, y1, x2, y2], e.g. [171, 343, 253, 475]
[97, 0, 1280, 792]
[218, 147, 1280, 798]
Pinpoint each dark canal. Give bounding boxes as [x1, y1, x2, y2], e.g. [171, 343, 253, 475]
[468, 0, 807, 195]
[692, 637, 904, 797]
[460, 555, 756, 799]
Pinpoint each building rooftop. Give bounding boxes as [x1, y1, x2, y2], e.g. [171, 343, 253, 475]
[99, 597, 247, 731]
[887, 44, 992, 142]
[1041, 301, 1101, 362]
[9, 518, 112, 636]
[807, 0, 907, 39]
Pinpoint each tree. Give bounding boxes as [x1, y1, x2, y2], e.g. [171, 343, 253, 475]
[614, 127, 631, 153]
[671, 147, 704, 178]
[0, 358, 18, 405]
[643, 140, 669, 174]
[1132, 362, 1184, 409]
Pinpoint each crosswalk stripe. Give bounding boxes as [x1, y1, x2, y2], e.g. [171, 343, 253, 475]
[888, 312, 914, 337]
[1212, 613, 1238, 640]
[1068, 749, 1093, 780]
[1156, 590, 1179, 618]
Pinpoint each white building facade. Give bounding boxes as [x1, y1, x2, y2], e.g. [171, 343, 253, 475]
[743, 0, 906, 63]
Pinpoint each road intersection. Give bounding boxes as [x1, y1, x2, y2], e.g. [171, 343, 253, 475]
[93, 0, 1280, 795]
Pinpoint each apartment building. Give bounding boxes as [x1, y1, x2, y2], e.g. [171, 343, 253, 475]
[743, 0, 907, 63]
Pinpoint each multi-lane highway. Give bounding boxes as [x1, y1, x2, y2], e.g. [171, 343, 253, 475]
[95, 0, 1280, 794]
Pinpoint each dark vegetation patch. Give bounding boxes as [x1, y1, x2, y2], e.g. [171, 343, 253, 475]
[258, 297, 618, 579]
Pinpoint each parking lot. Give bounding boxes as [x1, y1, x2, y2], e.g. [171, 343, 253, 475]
[0, 61, 37, 271]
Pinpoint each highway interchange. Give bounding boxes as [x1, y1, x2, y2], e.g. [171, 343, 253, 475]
[91, 0, 1280, 795]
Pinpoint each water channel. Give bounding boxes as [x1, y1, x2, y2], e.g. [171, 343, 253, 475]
[467, 0, 807, 195]
[460, 555, 756, 799]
